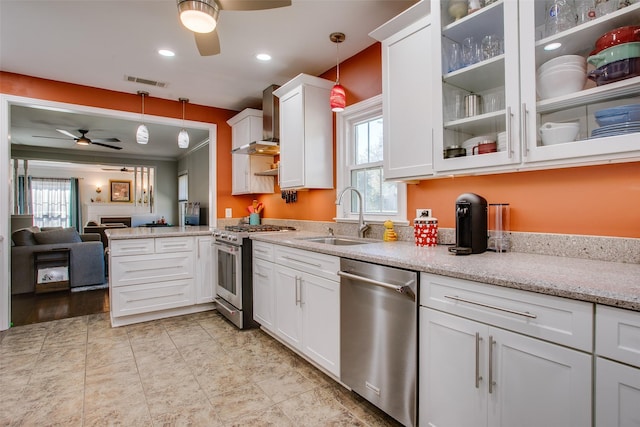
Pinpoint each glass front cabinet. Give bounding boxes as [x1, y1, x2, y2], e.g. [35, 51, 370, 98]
[431, 0, 640, 176]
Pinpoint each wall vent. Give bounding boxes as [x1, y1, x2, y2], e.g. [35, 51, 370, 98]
[125, 75, 168, 88]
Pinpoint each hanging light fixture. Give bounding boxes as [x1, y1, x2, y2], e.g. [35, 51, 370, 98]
[178, 98, 190, 149]
[136, 91, 149, 145]
[329, 32, 346, 112]
[177, 0, 220, 33]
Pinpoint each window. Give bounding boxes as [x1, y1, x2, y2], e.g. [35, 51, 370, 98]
[31, 178, 72, 228]
[336, 95, 407, 224]
[178, 173, 188, 202]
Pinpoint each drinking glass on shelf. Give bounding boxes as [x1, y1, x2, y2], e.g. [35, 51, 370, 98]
[446, 42, 463, 73]
[576, 0, 596, 24]
[595, 0, 619, 17]
[545, 0, 577, 37]
[481, 34, 502, 60]
[462, 36, 478, 66]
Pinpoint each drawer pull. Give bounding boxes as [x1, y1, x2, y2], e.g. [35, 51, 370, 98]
[254, 248, 269, 253]
[282, 255, 322, 268]
[255, 272, 268, 279]
[444, 295, 537, 319]
[126, 292, 184, 303]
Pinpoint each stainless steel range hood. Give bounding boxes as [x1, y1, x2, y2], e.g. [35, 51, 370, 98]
[232, 84, 280, 156]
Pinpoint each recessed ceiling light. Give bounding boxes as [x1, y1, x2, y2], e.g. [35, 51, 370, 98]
[544, 42, 562, 51]
[256, 53, 272, 61]
[158, 49, 176, 57]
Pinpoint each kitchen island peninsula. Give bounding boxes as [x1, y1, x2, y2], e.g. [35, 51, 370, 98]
[105, 226, 214, 326]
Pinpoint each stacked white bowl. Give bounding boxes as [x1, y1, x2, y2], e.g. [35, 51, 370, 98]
[536, 55, 587, 100]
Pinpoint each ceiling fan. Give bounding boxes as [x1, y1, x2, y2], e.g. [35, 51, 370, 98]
[102, 167, 134, 172]
[35, 129, 122, 150]
[177, 0, 292, 56]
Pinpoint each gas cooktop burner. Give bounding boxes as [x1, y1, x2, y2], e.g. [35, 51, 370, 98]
[225, 224, 296, 233]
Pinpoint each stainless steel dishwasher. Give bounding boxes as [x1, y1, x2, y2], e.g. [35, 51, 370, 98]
[339, 258, 418, 427]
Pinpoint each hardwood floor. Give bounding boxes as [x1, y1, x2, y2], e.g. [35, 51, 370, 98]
[11, 288, 109, 327]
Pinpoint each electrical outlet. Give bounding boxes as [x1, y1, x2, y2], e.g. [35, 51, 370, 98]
[225, 208, 232, 218]
[416, 208, 432, 218]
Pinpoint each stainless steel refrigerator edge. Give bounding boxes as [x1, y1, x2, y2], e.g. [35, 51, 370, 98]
[339, 258, 418, 427]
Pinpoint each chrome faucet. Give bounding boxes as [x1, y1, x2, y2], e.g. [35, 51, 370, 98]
[336, 186, 369, 238]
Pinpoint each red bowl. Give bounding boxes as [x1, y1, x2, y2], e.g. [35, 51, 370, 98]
[591, 26, 640, 56]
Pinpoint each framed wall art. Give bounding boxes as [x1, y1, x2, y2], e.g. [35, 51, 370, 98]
[110, 180, 131, 202]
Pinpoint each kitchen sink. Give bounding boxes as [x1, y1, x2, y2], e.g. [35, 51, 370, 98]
[297, 236, 374, 246]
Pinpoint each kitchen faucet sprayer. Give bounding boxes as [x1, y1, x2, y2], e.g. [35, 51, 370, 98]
[335, 186, 369, 238]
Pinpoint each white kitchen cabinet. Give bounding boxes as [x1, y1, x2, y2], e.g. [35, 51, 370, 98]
[255, 243, 340, 377]
[595, 305, 640, 426]
[419, 273, 593, 427]
[109, 235, 213, 327]
[431, 0, 523, 174]
[227, 108, 274, 195]
[595, 358, 640, 427]
[252, 240, 275, 329]
[370, 2, 434, 181]
[195, 235, 213, 304]
[273, 74, 334, 190]
[430, 1, 640, 176]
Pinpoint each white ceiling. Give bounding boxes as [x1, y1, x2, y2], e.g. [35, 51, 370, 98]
[1, 0, 417, 160]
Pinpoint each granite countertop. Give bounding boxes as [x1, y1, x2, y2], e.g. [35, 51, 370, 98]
[105, 225, 214, 239]
[251, 231, 640, 312]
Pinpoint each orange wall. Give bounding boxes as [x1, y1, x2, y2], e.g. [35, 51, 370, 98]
[0, 71, 256, 217]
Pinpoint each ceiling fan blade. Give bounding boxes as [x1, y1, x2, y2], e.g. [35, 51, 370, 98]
[56, 129, 79, 139]
[91, 138, 121, 143]
[218, 0, 291, 11]
[32, 135, 75, 140]
[195, 30, 220, 56]
[90, 142, 123, 150]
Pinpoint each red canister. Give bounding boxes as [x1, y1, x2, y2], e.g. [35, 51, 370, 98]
[414, 217, 438, 247]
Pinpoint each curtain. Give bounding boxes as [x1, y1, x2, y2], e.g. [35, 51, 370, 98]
[70, 178, 80, 231]
[31, 178, 72, 228]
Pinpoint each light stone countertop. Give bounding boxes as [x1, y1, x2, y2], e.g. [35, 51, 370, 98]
[105, 225, 214, 239]
[251, 231, 640, 312]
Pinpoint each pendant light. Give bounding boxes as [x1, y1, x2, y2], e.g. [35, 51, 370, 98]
[136, 91, 149, 145]
[178, 98, 190, 149]
[329, 32, 346, 112]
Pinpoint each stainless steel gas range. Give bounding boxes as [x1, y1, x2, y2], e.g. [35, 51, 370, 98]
[212, 224, 295, 329]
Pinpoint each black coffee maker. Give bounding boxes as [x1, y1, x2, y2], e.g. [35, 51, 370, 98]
[448, 193, 488, 255]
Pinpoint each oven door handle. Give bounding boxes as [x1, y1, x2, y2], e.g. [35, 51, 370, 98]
[215, 242, 239, 254]
[215, 298, 237, 315]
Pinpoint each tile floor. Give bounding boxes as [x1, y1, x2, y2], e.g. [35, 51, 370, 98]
[0, 310, 402, 426]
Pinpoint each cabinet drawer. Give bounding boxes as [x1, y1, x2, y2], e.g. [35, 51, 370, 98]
[253, 241, 274, 262]
[275, 245, 339, 281]
[596, 305, 640, 368]
[111, 252, 194, 287]
[111, 279, 194, 317]
[421, 273, 593, 351]
[110, 238, 154, 256]
[155, 236, 194, 253]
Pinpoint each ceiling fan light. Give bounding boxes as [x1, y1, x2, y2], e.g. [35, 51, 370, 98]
[178, 0, 219, 33]
[330, 84, 346, 112]
[136, 124, 149, 145]
[178, 129, 190, 148]
[76, 138, 90, 146]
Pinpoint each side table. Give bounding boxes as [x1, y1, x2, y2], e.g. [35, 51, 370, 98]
[33, 248, 71, 293]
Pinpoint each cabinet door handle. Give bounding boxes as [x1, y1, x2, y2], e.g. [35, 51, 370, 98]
[506, 106, 513, 159]
[444, 295, 537, 319]
[489, 335, 495, 394]
[295, 276, 301, 305]
[282, 255, 322, 268]
[521, 102, 529, 158]
[475, 332, 483, 389]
